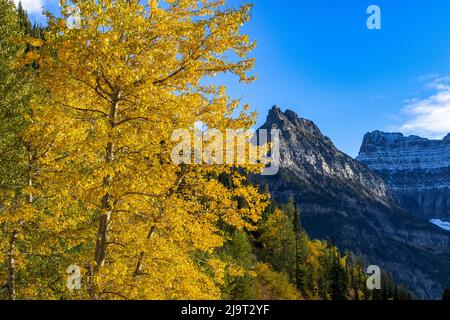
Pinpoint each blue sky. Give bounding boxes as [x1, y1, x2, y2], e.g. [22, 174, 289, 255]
[24, 0, 450, 157]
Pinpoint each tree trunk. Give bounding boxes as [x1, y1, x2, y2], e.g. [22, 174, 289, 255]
[133, 170, 185, 277]
[7, 150, 35, 300]
[94, 166, 113, 268]
[7, 230, 18, 300]
[28, 150, 34, 204]
[134, 226, 157, 276]
[93, 97, 119, 287]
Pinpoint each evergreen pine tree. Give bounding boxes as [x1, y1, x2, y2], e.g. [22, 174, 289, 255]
[17, 1, 31, 34]
[258, 209, 296, 280]
[329, 250, 348, 300]
[16, 1, 45, 39]
[284, 198, 310, 297]
[222, 230, 256, 300]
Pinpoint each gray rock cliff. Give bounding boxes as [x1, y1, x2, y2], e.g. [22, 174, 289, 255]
[357, 131, 450, 220]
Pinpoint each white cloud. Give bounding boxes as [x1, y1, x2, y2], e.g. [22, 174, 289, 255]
[14, 0, 44, 14]
[399, 77, 450, 139]
[415, 73, 440, 82]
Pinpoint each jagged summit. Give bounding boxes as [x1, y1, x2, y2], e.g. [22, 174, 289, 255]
[263, 106, 334, 149]
[266, 106, 323, 136]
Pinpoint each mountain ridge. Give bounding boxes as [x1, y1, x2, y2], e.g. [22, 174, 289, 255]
[357, 130, 450, 220]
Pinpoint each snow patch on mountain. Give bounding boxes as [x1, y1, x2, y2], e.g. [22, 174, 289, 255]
[430, 219, 450, 232]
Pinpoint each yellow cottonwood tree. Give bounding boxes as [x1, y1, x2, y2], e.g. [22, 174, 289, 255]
[34, 0, 267, 299]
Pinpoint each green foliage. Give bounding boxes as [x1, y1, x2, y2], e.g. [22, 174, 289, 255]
[0, 0, 29, 194]
[0, 0, 51, 300]
[250, 197, 413, 301]
[371, 271, 413, 301]
[0, 1, 42, 194]
[258, 208, 296, 280]
[17, 1, 44, 38]
[0, 0, 32, 300]
[221, 230, 256, 300]
[295, 232, 310, 296]
[330, 251, 348, 300]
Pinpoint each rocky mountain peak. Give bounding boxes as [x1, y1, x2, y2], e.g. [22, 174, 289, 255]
[260, 107, 395, 202]
[264, 106, 332, 146]
[267, 105, 317, 127]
